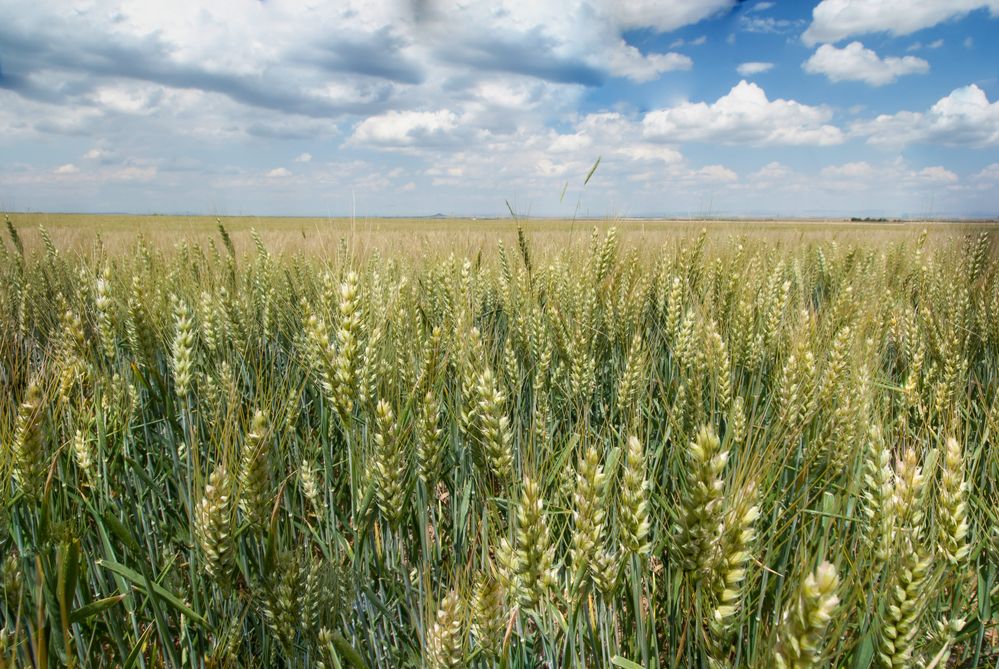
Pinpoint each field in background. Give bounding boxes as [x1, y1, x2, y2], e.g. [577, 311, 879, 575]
[7, 211, 998, 256]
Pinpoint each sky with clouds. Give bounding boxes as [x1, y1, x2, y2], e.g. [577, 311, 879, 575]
[1, 0, 998, 218]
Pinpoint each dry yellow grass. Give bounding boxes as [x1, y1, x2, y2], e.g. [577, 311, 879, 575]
[6, 211, 997, 258]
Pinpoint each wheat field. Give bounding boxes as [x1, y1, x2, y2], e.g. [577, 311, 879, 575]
[1, 215, 998, 668]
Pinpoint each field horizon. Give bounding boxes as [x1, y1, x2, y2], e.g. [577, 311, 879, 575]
[6, 211, 999, 257]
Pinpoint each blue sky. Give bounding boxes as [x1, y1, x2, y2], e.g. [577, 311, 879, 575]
[1, 0, 997, 218]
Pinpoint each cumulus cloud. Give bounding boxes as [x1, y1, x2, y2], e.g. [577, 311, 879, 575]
[602, 47, 691, 83]
[352, 110, 460, 147]
[424, 0, 720, 85]
[548, 133, 593, 153]
[0, 0, 713, 143]
[544, 111, 685, 168]
[821, 161, 875, 178]
[917, 166, 958, 182]
[0, 0, 991, 217]
[974, 163, 999, 180]
[803, 42, 928, 86]
[112, 165, 157, 182]
[737, 62, 774, 76]
[750, 161, 791, 180]
[611, 0, 735, 32]
[852, 84, 999, 147]
[642, 81, 844, 146]
[793, 160, 970, 216]
[616, 144, 683, 164]
[804, 0, 999, 45]
[696, 165, 738, 181]
[82, 147, 115, 163]
[819, 159, 961, 189]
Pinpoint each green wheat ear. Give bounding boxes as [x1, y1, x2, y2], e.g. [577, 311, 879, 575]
[426, 589, 465, 669]
[675, 425, 728, 576]
[513, 477, 557, 609]
[620, 435, 651, 557]
[774, 562, 840, 669]
[936, 437, 969, 566]
[195, 464, 234, 584]
[571, 444, 608, 595]
[5, 214, 24, 256]
[371, 399, 409, 526]
[171, 297, 196, 398]
[878, 541, 932, 669]
[472, 572, 506, 659]
[709, 482, 759, 644]
[238, 409, 272, 529]
[476, 368, 514, 479]
[12, 381, 45, 498]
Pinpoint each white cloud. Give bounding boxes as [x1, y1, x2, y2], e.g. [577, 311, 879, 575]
[470, 80, 547, 110]
[549, 133, 593, 153]
[0, 0, 734, 151]
[54, 163, 80, 174]
[974, 163, 999, 180]
[112, 165, 158, 182]
[352, 110, 460, 147]
[293, 153, 312, 163]
[696, 164, 738, 181]
[616, 144, 683, 164]
[737, 62, 774, 76]
[611, 0, 734, 32]
[642, 81, 844, 146]
[852, 84, 999, 147]
[803, 42, 928, 86]
[546, 111, 685, 167]
[603, 46, 692, 82]
[917, 166, 958, 182]
[817, 159, 962, 195]
[804, 0, 999, 45]
[0, 0, 991, 218]
[90, 83, 162, 115]
[83, 148, 112, 162]
[751, 161, 791, 180]
[929, 39, 945, 48]
[821, 161, 875, 178]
